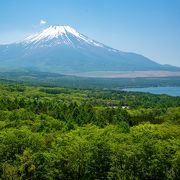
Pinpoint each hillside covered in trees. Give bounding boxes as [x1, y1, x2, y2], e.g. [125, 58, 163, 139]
[0, 81, 180, 179]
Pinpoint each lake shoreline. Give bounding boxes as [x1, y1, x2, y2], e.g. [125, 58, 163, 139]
[123, 86, 180, 96]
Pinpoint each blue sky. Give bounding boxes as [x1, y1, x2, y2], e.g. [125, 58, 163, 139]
[0, 0, 180, 66]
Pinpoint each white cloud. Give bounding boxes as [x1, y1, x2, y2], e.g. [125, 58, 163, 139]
[40, 19, 47, 25]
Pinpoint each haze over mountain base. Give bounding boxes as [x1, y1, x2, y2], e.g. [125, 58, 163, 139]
[66, 70, 180, 78]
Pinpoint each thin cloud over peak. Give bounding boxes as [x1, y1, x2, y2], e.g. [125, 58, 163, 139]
[40, 19, 47, 25]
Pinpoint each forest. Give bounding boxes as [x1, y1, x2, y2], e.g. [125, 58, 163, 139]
[0, 80, 180, 179]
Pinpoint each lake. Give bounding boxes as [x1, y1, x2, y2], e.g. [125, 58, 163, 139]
[123, 87, 180, 96]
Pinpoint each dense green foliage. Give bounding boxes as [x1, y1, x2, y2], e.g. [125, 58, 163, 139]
[0, 82, 180, 179]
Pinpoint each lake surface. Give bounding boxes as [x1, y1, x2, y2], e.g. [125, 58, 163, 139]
[123, 87, 180, 96]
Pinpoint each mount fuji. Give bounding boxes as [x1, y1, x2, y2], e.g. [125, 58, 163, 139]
[0, 25, 179, 75]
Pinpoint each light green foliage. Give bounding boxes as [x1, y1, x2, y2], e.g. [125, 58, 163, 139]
[0, 81, 180, 179]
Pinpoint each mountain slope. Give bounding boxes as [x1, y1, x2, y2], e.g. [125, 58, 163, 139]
[0, 25, 179, 74]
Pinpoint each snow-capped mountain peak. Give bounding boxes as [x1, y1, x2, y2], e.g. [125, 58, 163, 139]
[24, 26, 79, 42]
[22, 25, 105, 48]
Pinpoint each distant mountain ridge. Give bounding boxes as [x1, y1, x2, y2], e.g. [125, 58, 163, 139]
[0, 25, 179, 74]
